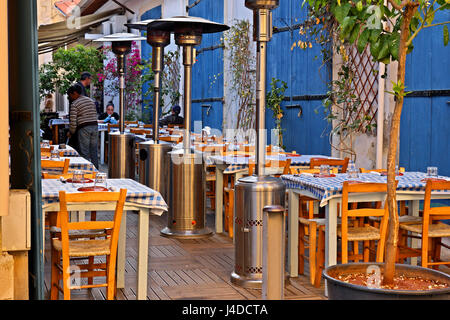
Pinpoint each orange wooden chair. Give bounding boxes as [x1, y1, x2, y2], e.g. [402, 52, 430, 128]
[41, 159, 70, 175]
[125, 120, 138, 125]
[399, 180, 450, 269]
[143, 124, 153, 129]
[50, 189, 127, 300]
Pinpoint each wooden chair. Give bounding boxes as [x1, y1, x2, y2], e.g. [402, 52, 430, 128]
[125, 120, 138, 125]
[360, 167, 405, 173]
[159, 135, 183, 144]
[50, 189, 127, 300]
[130, 128, 151, 135]
[399, 180, 450, 269]
[338, 181, 390, 264]
[41, 159, 70, 175]
[247, 159, 291, 176]
[167, 123, 184, 129]
[310, 157, 349, 173]
[143, 124, 153, 129]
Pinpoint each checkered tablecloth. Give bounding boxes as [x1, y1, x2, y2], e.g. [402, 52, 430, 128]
[53, 145, 79, 157]
[49, 119, 109, 133]
[41, 178, 168, 213]
[42, 157, 97, 174]
[282, 172, 450, 207]
[208, 154, 339, 174]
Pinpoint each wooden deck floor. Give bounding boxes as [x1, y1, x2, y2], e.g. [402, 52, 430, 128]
[43, 210, 327, 300]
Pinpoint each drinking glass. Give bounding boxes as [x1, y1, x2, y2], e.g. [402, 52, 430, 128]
[72, 170, 85, 188]
[427, 166, 438, 178]
[348, 161, 359, 179]
[42, 140, 50, 148]
[50, 149, 60, 160]
[94, 172, 108, 189]
[320, 165, 330, 176]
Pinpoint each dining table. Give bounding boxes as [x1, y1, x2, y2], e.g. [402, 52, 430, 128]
[41, 178, 168, 300]
[41, 156, 98, 173]
[281, 171, 450, 278]
[208, 153, 341, 233]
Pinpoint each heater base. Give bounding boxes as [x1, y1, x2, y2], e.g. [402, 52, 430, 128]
[160, 227, 213, 239]
[230, 272, 262, 289]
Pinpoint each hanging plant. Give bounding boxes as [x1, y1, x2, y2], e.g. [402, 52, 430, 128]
[223, 19, 256, 130]
[266, 77, 288, 149]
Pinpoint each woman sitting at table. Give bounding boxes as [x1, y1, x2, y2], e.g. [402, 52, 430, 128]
[159, 105, 184, 126]
[98, 102, 120, 124]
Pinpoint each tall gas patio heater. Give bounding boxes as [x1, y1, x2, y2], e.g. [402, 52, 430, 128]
[95, 33, 145, 179]
[144, 16, 229, 238]
[230, 1, 286, 288]
[126, 19, 172, 203]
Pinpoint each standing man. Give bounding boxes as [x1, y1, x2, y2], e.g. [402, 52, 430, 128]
[77, 71, 92, 97]
[67, 84, 99, 169]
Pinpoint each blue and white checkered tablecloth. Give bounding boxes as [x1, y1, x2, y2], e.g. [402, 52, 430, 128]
[53, 145, 79, 157]
[42, 157, 97, 174]
[49, 119, 109, 132]
[208, 154, 339, 174]
[281, 172, 450, 207]
[41, 178, 168, 213]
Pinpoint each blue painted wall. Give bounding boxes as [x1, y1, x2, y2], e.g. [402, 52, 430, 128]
[140, 5, 162, 124]
[267, 0, 331, 154]
[400, 10, 450, 177]
[189, 0, 225, 133]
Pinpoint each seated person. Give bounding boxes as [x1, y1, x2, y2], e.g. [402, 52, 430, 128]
[98, 102, 120, 124]
[159, 105, 184, 126]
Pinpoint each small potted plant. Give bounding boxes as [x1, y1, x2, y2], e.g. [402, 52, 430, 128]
[303, 0, 450, 299]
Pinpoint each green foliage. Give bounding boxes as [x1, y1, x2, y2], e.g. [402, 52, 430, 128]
[266, 78, 288, 149]
[223, 19, 256, 130]
[38, 45, 104, 100]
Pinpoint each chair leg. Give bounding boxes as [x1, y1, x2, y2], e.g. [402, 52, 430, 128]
[228, 189, 234, 239]
[50, 249, 60, 300]
[353, 241, 359, 263]
[106, 254, 116, 300]
[314, 226, 325, 288]
[298, 223, 305, 275]
[309, 222, 317, 286]
[62, 255, 71, 300]
[363, 240, 370, 262]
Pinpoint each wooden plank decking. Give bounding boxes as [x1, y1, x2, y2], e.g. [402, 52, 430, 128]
[43, 210, 327, 300]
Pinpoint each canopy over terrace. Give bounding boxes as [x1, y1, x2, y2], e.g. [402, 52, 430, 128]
[37, 7, 124, 54]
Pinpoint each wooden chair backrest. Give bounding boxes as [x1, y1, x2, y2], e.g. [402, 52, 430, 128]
[242, 145, 273, 153]
[310, 157, 349, 173]
[125, 120, 138, 125]
[423, 180, 450, 224]
[42, 172, 97, 180]
[341, 181, 393, 262]
[57, 189, 127, 259]
[130, 128, 150, 135]
[167, 124, 184, 128]
[159, 135, 183, 144]
[360, 167, 405, 173]
[196, 145, 227, 153]
[248, 159, 292, 176]
[107, 124, 119, 132]
[143, 124, 153, 128]
[289, 167, 338, 175]
[41, 159, 70, 174]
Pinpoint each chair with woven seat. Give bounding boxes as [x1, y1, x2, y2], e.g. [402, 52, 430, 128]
[338, 181, 390, 264]
[50, 189, 127, 300]
[398, 180, 450, 269]
[41, 158, 70, 175]
[310, 157, 349, 173]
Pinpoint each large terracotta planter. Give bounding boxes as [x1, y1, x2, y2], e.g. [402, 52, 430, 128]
[323, 263, 450, 300]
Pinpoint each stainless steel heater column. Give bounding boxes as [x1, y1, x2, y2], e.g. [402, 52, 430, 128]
[95, 33, 146, 179]
[126, 21, 174, 202]
[143, 17, 229, 238]
[231, 0, 286, 289]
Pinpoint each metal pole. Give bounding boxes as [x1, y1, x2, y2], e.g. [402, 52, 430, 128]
[253, 8, 271, 176]
[262, 205, 285, 300]
[117, 53, 126, 133]
[182, 45, 194, 153]
[152, 46, 163, 142]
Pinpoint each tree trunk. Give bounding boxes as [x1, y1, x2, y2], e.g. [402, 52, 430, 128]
[382, 3, 418, 285]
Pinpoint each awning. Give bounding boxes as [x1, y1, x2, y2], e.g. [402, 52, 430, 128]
[38, 7, 124, 54]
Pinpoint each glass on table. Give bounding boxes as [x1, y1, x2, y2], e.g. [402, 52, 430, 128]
[427, 166, 438, 178]
[347, 161, 359, 179]
[94, 172, 108, 189]
[41, 140, 50, 148]
[50, 149, 60, 160]
[319, 165, 330, 176]
[72, 170, 85, 188]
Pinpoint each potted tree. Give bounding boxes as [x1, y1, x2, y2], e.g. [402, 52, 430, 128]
[302, 0, 450, 299]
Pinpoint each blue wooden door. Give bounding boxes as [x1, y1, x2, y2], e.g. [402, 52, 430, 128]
[400, 10, 450, 177]
[140, 5, 162, 124]
[266, 1, 331, 154]
[189, 0, 225, 133]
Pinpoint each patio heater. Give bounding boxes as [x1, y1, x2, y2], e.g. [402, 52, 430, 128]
[230, 0, 286, 288]
[125, 20, 173, 202]
[94, 33, 145, 179]
[144, 16, 229, 238]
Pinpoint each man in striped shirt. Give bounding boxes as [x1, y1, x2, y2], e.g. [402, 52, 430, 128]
[67, 84, 99, 169]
